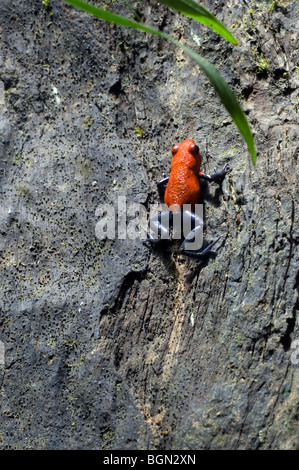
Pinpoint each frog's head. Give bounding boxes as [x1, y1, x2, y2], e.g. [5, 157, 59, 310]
[171, 139, 202, 166]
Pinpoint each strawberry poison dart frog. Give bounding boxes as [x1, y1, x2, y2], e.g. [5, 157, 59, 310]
[145, 139, 231, 258]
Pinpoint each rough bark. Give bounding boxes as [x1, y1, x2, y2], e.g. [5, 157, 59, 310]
[0, 0, 298, 450]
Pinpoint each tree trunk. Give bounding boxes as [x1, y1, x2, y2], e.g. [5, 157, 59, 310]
[0, 0, 298, 450]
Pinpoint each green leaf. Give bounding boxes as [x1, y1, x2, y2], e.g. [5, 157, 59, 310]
[172, 40, 256, 164]
[63, 0, 166, 34]
[156, 0, 238, 45]
[63, 0, 256, 163]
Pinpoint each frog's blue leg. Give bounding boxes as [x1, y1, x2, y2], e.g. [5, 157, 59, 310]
[144, 210, 173, 244]
[199, 163, 231, 183]
[180, 234, 224, 258]
[179, 209, 223, 258]
[154, 174, 169, 199]
[182, 209, 204, 231]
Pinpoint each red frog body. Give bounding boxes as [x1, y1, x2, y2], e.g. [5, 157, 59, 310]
[164, 139, 202, 210]
[145, 139, 231, 258]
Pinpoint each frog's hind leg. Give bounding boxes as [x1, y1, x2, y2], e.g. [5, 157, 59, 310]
[179, 208, 223, 258]
[143, 210, 173, 245]
[180, 234, 224, 258]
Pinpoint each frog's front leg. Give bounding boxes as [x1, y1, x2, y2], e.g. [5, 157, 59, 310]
[154, 173, 170, 199]
[199, 163, 231, 184]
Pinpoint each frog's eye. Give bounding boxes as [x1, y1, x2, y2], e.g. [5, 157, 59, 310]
[172, 145, 179, 155]
[190, 142, 200, 155]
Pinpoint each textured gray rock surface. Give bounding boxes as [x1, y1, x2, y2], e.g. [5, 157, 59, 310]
[0, 0, 298, 450]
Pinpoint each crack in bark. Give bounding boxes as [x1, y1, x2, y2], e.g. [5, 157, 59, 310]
[100, 269, 147, 319]
[280, 270, 299, 352]
[283, 199, 295, 289]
